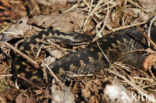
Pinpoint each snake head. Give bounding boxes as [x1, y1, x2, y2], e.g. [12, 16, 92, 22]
[70, 32, 91, 45]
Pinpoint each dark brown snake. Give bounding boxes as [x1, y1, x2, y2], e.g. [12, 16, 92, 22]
[11, 27, 156, 88]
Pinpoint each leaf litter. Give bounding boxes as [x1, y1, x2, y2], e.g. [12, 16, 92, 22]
[0, 0, 156, 103]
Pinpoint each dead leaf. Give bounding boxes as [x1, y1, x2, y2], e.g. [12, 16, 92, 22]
[1, 17, 32, 41]
[88, 96, 98, 103]
[124, 8, 150, 21]
[0, 60, 7, 73]
[43, 56, 56, 65]
[104, 77, 132, 103]
[139, 0, 156, 11]
[16, 93, 36, 103]
[0, 96, 6, 103]
[81, 87, 91, 100]
[143, 53, 156, 71]
[51, 82, 75, 103]
[29, 10, 84, 33]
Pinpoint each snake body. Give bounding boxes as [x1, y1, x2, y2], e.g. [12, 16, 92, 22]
[11, 27, 156, 88]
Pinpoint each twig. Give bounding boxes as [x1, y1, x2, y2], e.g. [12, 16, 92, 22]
[47, 39, 68, 54]
[0, 74, 12, 79]
[112, 21, 147, 32]
[142, 82, 156, 89]
[127, 0, 146, 12]
[18, 75, 56, 102]
[83, 0, 104, 26]
[82, 0, 90, 7]
[137, 26, 156, 49]
[81, 80, 94, 92]
[63, 3, 78, 13]
[36, 44, 44, 58]
[42, 61, 62, 85]
[96, 41, 111, 64]
[96, 6, 111, 38]
[148, 16, 156, 46]
[1, 0, 11, 8]
[15, 39, 25, 48]
[132, 77, 154, 82]
[69, 73, 93, 77]
[18, 75, 43, 90]
[0, 23, 11, 33]
[148, 68, 156, 81]
[4, 42, 39, 68]
[109, 65, 156, 102]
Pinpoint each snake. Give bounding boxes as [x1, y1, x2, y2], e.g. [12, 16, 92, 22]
[11, 26, 156, 88]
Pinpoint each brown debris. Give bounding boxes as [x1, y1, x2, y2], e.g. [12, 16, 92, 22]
[0, 88, 19, 102]
[0, 0, 156, 102]
[0, 60, 7, 69]
[0, 0, 27, 21]
[143, 54, 156, 71]
[15, 93, 36, 103]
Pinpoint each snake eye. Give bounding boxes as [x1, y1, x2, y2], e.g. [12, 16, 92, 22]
[69, 21, 74, 24]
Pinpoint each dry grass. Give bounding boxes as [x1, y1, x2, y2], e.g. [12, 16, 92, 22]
[0, 0, 156, 102]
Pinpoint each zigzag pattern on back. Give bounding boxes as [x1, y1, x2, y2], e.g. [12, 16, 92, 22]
[11, 27, 155, 88]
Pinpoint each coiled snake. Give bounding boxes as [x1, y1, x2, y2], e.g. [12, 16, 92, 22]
[11, 27, 156, 88]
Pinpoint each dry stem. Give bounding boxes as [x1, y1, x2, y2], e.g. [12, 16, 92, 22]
[4, 42, 39, 68]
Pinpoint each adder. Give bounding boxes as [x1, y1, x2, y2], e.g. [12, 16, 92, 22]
[10, 26, 156, 88]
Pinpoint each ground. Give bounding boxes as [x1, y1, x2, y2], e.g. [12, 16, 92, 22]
[0, 0, 156, 103]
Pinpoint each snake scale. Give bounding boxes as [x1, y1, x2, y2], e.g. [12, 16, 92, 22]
[11, 27, 156, 88]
